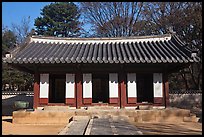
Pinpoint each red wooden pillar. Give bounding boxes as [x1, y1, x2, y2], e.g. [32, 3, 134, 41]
[118, 78, 121, 108]
[76, 72, 82, 109]
[119, 72, 127, 108]
[163, 74, 170, 107]
[33, 72, 40, 109]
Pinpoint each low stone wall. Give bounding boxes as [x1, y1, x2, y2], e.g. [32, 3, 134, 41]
[74, 108, 198, 123]
[169, 93, 202, 109]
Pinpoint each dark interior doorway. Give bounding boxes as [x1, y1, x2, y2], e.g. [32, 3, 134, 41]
[137, 73, 153, 103]
[49, 74, 65, 103]
[92, 73, 109, 103]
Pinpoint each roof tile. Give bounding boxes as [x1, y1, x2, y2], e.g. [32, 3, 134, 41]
[4, 34, 199, 64]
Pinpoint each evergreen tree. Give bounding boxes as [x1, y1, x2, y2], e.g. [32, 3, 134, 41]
[34, 2, 81, 37]
[2, 27, 17, 56]
[2, 27, 34, 91]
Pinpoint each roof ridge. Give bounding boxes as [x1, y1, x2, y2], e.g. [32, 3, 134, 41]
[30, 34, 172, 44]
[31, 34, 172, 40]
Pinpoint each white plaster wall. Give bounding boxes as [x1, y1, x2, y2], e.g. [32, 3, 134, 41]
[40, 74, 49, 98]
[153, 73, 163, 97]
[83, 73, 92, 98]
[127, 73, 137, 97]
[66, 74, 75, 98]
[109, 73, 118, 98]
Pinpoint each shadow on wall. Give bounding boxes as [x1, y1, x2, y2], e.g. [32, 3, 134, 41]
[2, 95, 33, 116]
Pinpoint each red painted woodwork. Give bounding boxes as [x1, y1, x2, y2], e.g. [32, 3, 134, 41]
[33, 73, 40, 109]
[119, 72, 127, 108]
[39, 98, 48, 105]
[83, 98, 92, 104]
[76, 72, 82, 109]
[154, 97, 163, 105]
[127, 97, 137, 104]
[164, 74, 170, 107]
[118, 77, 121, 108]
[48, 103, 66, 106]
[65, 98, 75, 107]
[109, 98, 118, 104]
[32, 71, 170, 108]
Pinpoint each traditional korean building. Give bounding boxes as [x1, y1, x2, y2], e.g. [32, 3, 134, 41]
[3, 34, 200, 109]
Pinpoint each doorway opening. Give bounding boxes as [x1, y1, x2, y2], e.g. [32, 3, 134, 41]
[92, 73, 109, 103]
[137, 73, 153, 103]
[49, 74, 65, 103]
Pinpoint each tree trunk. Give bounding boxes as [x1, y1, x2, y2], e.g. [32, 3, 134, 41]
[180, 72, 189, 90]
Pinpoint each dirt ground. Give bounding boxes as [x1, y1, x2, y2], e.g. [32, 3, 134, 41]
[133, 122, 202, 135]
[3, 116, 202, 135]
[2, 116, 66, 135]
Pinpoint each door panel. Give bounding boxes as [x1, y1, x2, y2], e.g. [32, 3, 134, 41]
[49, 74, 65, 103]
[92, 74, 109, 103]
[137, 74, 153, 103]
[54, 78, 65, 103]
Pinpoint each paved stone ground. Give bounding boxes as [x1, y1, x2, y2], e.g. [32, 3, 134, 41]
[58, 117, 90, 135]
[60, 116, 142, 135]
[90, 117, 113, 135]
[89, 117, 143, 135]
[109, 118, 143, 135]
[64, 119, 89, 135]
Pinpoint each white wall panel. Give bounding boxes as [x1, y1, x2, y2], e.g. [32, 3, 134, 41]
[127, 73, 137, 97]
[83, 73, 92, 98]
[153, 73, 163, 97]
[66, 74, 75, 98]
[40, 74, 49, 98]
[109, 73, 118, 98]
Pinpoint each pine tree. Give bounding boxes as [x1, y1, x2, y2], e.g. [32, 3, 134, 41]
[34, 2, 81, 37]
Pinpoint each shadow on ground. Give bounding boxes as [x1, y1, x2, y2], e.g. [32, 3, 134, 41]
[2, 118, 12, 123]
[134, 122, 202, 135]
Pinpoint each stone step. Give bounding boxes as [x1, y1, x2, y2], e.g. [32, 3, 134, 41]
[87, 105, 115, 110]
[138, 105, 153, 110]
[43, 106, 69, 111]
[183, 113, 200, 122]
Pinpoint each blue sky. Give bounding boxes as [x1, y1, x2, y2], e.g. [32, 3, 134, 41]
[2, 2, 91, 33]
[2, 2, 52, 29]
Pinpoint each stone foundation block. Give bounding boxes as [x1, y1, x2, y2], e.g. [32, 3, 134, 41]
[13, 111, 74, 124]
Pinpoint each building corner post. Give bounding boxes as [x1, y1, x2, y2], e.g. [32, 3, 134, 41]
[119, 72, 127, 108]
[76, 72, 83, 109]
[163, 73, 170, 108]
[33, 72, 40, 109]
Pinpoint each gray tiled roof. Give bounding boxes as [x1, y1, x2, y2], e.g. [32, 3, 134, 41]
[4, 34, 200, 64]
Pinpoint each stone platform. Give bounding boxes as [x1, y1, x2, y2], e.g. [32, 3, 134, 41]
[12, 106, 199, 124]
[12, 110, 74, 124]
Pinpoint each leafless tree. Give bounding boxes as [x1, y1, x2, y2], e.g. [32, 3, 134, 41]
[143, 2, 202, 90]
[80, 2, 202, 90]
[80, 2, 144, 37]
[11, 16, 32, 43]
